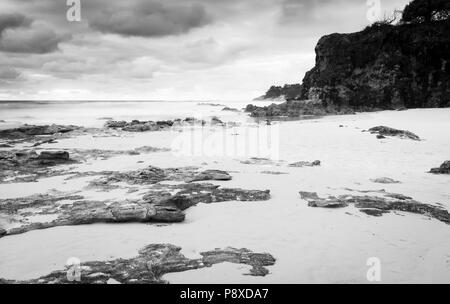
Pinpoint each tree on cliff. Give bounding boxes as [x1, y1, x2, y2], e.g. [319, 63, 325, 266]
[401, 0, 450, 23]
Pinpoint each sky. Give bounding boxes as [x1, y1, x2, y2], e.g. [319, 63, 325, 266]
[0, 0, 410, 101]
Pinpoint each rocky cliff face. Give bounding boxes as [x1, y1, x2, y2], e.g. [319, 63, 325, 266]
[252, 19, 450, 116]
[300, 20, 449, 110]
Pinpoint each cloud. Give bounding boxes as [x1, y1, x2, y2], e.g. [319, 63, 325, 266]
[89, 1, 212, 37]
[0, 13, 31, 34]
[0, 13, 69, 54]
[0, 67, 21, 80]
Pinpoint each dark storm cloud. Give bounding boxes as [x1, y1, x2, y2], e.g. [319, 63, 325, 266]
[0, 13, 32, 34]
[0, 13, 68, 54]
[89, 1, 212, 37]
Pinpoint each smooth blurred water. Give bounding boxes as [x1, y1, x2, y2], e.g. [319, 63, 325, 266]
[0, 100, 275, 128]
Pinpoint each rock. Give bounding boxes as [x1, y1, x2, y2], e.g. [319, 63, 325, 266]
[165, 184, 271, 211]
[430, 161, 450, 174]
[258, 19, 449, 111]
[260, 171, 289, 175]
[0, 182, 271, 236]
[104, 120, 127, 128]
[370, 177, 401, 184]
[88, 167, 236, 188]
[377, 135, 386, 139]
[0, 244, 276, 284]
[368, 126, 421, 141]
[300, 191, 450, 224]
[245, 99, 344, 118]
[222, 107, 240, 112]
[0, 144, 12, 148]
[188, 170, 232, 182]
[38, 151, 70, 161]
[289, 160, 321, 167]
[300, 192, 348, 208]
[0, 124, 78, 139]
[359, 209, 389, 217]
[0, 228, 6, 238]
[211, 116, 225, 126]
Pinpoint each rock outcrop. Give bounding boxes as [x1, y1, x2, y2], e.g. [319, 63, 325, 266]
[300, 191, 450, 224]
[289, 160, 321, 168]
[367, 126, 421, 141]
[250, 19, 450, 115]
[0, 244, 276, 284]
[0, 124, 78, 139]
[0, 180, 271, 237]
[430, 161, 450, 174]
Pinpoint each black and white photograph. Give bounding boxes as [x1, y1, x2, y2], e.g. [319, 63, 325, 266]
[0, 0, 449, 290]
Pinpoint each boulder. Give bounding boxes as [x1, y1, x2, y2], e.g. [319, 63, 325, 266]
[289, 160, 321, 168]
[430, 161, 450, 174]
[370, 177, 401, 184]
[300, 191, 450, 224]
[368, 126, 421, 141]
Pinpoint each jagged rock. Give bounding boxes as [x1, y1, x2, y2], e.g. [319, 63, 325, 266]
[300, 192, 348, 208]
[222, 107, 240, 112]
[300, 191, 450, 224]
[359, 209, 389, 217]
[163, 184, 271, 211]
[0, 124, 78, 139]
[0, 150, 76, 172]
[370, 177, 401, 184]
[211, 116, 225, 126]
[188, 170, 232, 182]
[105, 118, 221, 132]
[289, 160, 321, 168]
[0, 228, 6, 238]
[0, 182, 270, 236]
[38, 151, 70, 161]
[430, 161, 450, 174]
[0, 244, 275, 284]
[368, 126, 421, 141]
[384, 193, 413, 200]
[104, 120, 127, 128]
[88, 167, 235, 188]
[245, 99, 352, 118]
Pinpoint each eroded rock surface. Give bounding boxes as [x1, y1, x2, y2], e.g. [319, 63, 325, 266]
[430, 161, 450, 174]
[0, 124, 79, 139]
[367, 126, 421, 141]
[289, 160, 321, 168]
[300, 191, 450, 224]
[0, 181, 271, 237]
[0, 244, 276, 284]
[370, 177, 401, 184]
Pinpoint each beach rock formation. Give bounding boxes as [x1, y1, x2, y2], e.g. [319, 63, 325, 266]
[370, 177, 401, 184]
[0, 181, 271, 237]
[289, 160, 321, 168]
[367, 126, 421, 140]
[300, 191, 450, 224]
[0, 124, 78, 139]
[0, 244, 276, 284]
[430, 161, 450, 174]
